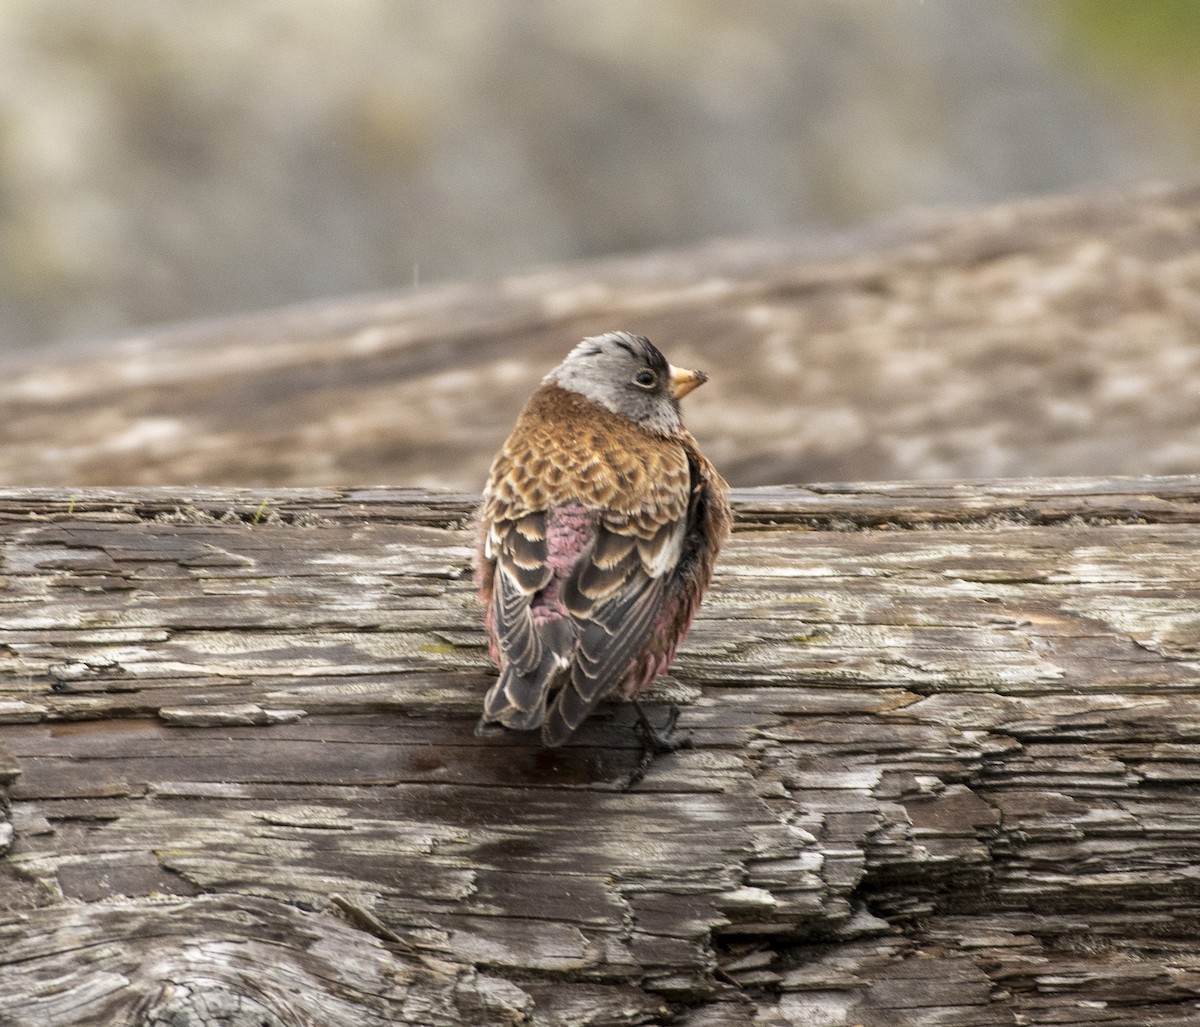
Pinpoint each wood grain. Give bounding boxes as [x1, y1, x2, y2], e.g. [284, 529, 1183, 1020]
[5, 179, 1200, 492]
[2, 480, 1200, 1025]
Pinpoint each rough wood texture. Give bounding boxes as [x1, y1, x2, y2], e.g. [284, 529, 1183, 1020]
[3, 479, 1200, 1025]
[4, 179, 1200, 490]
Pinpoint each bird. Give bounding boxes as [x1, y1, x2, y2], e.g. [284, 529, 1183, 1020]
[475, 331, 731, 754]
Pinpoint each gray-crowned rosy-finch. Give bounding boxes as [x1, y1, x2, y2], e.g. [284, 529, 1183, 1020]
[475, 331, 731, 750]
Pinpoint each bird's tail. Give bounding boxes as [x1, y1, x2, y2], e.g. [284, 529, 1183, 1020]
[476, 620, 572, 736]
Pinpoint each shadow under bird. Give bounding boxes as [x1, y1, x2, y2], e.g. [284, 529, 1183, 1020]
[475, 331, 731, 762]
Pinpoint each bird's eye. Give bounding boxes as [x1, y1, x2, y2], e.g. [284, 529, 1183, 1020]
[633, 370, 657, 389]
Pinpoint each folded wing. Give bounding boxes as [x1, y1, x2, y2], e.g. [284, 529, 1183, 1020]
[480, 511, 572, 730]
[540, 515, 683, 746]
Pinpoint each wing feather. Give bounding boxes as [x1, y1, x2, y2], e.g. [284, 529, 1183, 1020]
[540, 515, 680, 746]
[542, 572, 666, 746]
[477, 510, 577, 731]
[490, 513, 552, 676]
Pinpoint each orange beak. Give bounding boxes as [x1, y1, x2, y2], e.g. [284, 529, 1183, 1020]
[668, 365, 708, 400]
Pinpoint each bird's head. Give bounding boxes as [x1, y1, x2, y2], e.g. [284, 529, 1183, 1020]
[545, 331, 708, 435]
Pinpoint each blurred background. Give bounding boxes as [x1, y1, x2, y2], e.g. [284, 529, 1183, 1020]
[1, 0, 1197, 355]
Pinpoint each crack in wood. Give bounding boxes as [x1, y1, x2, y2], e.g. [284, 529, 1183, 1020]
[3, 481, 1200, 1024]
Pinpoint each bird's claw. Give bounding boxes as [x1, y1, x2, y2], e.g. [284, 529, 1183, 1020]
[622, 701, 692, 790]
[639, 703, 693, 753]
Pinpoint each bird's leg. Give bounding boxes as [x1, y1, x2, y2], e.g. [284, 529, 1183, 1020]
[632, 699, 691, 752]
[623, 699, 693, 790]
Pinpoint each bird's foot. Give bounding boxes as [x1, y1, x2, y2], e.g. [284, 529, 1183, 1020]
[623, 700, 693, 790]
[636, 701, 692, 753]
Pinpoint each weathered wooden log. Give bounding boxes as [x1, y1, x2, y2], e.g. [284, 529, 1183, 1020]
[3, 479, 1200, 1025]
[4, 179, 1200, 490]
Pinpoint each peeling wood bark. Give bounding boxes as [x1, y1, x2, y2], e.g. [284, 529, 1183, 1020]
[2, 479, 1200, 1026]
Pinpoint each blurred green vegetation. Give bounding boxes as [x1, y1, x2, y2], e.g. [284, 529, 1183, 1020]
[1049, 0, 1200, 153]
